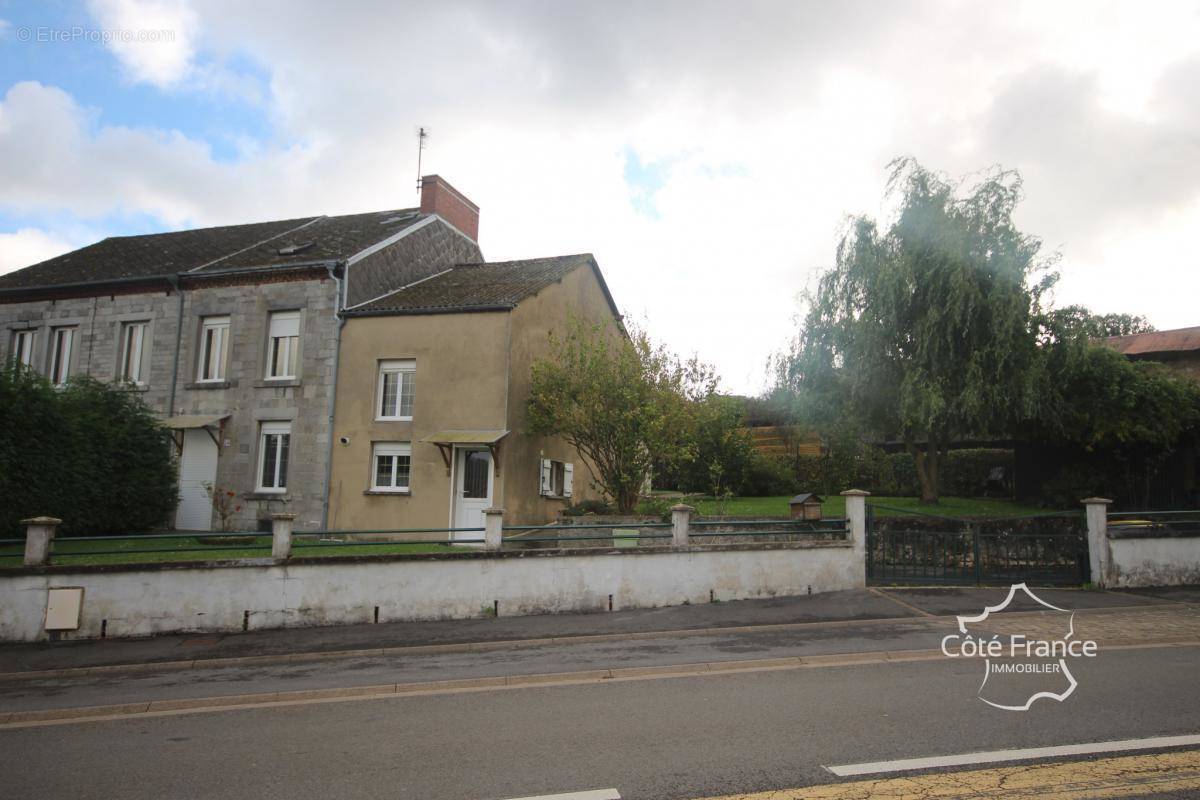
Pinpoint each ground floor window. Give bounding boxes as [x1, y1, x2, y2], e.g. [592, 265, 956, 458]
[257, 421, 291, 492]
[373, 442, 412, 492]
[539, 458, 574, 498]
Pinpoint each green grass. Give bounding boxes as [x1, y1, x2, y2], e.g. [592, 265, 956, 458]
[690, 495, 1063, 519]
[0, 535, 476, 568]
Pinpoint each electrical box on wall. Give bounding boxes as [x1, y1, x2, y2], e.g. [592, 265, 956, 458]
[45, 587, 84, 631]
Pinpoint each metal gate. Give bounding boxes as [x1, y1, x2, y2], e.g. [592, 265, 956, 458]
[865, 504, 1089, 586]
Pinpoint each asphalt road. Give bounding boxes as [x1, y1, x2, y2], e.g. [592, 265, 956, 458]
[2, 645, 1198, 799]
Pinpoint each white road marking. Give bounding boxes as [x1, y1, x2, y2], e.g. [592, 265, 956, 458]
[498, 791, 620, 800]
[825, 733, 1200, 777]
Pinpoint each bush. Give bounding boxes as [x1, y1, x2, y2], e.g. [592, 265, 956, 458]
[739, 452, 794, 496]
[562, 499, 616, 517]
[0, 369, 178, 536]
[776, 446, 1013, 499]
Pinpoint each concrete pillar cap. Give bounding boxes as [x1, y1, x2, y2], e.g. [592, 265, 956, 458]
[669, 504, 695, 512]
[482, 507, 505, 514]
[271, 512, 298, 520]
[840, 489, 871, 497]
[20, 516, 62, 525]
[1080, 497, 1113, 505]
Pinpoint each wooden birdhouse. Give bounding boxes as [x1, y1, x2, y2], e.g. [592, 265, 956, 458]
[788, 493, 823, 521]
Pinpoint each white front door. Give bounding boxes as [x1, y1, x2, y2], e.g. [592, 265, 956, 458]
[176, 428, 218, 531]
[454, 448, 493, 540]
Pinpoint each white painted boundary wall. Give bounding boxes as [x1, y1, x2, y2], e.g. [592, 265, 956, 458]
[0, 543, 859, 642]
[1107, 535, 1200, 588]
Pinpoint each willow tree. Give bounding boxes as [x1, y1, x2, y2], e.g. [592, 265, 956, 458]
[784, 159, 1053, 504]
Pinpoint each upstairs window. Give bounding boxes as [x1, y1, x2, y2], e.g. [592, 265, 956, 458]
[198, 316, 230, 382]
[376, 359, 415, 420]
[50, 326, 77, 387]
[10, 330, 35, 368]
[539, 459, 574, 498]
[372, 442, 412, 492]
[257, 421, 291, 492]
[266, 311, 300, 380]
[119, 321, 149, 385]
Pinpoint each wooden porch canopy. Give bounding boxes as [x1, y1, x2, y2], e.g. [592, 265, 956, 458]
[420, 429, 509, 475]
[161, 413, 229, 453]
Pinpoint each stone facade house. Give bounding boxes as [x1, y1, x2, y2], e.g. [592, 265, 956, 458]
[1104, 325, 1200, 382]
[2, 176, 624, 535]
[0, 176, 483, 532]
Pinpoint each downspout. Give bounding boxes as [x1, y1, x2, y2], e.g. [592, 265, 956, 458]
[320, 262, 346, 531]
[166, 275, 184, 415]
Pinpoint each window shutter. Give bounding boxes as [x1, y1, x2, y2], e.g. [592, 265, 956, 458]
[269, 311, 300, 338]
[563, 463, 574, 497]
[539, 459, 553, 496]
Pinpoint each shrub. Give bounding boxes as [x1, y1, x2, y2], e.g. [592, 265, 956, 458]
[562, 498, 616, 517]
[739, 452, 794, 496]
[0, 369, 178, 536]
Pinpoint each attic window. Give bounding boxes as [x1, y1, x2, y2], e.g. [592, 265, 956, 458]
[276, 241, 315, 256]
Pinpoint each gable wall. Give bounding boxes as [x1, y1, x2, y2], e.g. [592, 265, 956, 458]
[344, 219, 483, 308]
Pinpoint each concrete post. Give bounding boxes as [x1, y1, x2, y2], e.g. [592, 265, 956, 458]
[840, 490, 870, 586]
[483, 508, 505, 550]
[21, 517, 61, 567]
[271, 513, 296, 560]
[1082, 497, 1113, 587]
[671, 504, 693, 547]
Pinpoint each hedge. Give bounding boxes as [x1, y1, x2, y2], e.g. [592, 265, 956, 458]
[0, 369, 179, 536]
[741, 447, 1014, 498]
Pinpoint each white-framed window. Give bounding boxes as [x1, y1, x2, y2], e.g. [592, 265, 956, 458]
[539, 458, 574, 498]
[119, 321, 149, 385]
[257, 421, 291, 493]
[372, 442, 412, 492]
[376, 359, 415, 420]
[10, 329, 35, 367]
[49, 326, 77, 387]
[265, 310, 300, 380]
[197, 315, 230, 382]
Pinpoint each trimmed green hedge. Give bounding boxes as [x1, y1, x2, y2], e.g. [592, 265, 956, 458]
[0, 369, 178, 536]
[742, 447, 1014, 498]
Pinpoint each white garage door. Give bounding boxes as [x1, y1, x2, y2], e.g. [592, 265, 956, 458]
[175, 428, 218, 531]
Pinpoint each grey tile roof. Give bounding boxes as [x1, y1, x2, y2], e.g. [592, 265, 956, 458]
[349, 254, 596, 315]
[0, 208, 426, 289]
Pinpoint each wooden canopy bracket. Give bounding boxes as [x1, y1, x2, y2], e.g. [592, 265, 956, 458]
[433, 442, 453, 475]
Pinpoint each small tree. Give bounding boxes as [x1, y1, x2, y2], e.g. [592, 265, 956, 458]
[528, 318, 715, 513]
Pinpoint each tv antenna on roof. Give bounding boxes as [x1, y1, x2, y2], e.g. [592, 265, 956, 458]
[415, 126, 429, 195]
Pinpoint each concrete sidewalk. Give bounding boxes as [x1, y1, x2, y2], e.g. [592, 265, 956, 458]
[0, 585, 1184, 676]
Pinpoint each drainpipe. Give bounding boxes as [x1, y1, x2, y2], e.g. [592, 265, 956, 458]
[166, 275, 185, 416]
[320, 262, 346, 531]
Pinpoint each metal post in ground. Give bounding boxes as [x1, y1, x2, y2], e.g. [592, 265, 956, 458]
[22, 516, 61, 566]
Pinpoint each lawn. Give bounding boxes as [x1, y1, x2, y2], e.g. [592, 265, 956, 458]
[0, 534, 476, 568]
[689, 495, 1062, 519]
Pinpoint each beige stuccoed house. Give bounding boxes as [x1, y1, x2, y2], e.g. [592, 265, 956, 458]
[328, 252, 621, 535]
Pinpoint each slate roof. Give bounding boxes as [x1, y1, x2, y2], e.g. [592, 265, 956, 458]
[1105, 326, 1200, 356]
[0, 208, 425, 290]
[349, 254, 601, 315]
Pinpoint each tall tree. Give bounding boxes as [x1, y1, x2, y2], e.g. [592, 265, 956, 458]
[1043, 305, 1155, 341]
[782, 159, 1054, 503]
[528, 318, 716, 513]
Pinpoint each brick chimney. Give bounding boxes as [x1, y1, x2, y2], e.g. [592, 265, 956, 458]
[419, 175, 479, 241]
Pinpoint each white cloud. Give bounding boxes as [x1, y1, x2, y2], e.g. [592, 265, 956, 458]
[85, 0, 199, 87]
[0, 229, 77, 275]
[3, 0, 1200, 392]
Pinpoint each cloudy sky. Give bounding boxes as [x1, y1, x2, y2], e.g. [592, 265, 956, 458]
[1, 0, 1198, 393]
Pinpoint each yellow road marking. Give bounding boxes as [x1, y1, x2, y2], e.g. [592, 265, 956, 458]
[694, 748, 1200, 799]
